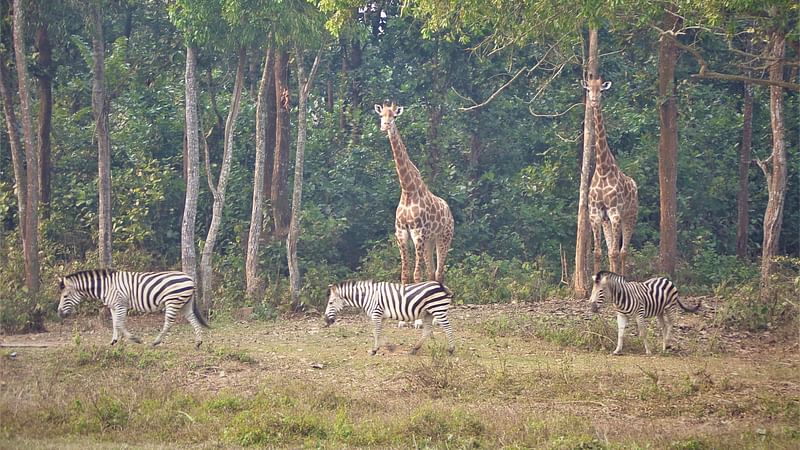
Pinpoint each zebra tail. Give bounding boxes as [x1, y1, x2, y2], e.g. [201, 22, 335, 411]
[676, 296, 700, 313]
[439, 282, 454, 299]
[192, 296, 211, 328]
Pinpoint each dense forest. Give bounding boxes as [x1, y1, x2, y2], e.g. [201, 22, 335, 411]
[0, 0, 797, 332]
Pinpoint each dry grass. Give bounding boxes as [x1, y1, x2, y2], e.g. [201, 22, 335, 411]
[1, 301, 798, 449]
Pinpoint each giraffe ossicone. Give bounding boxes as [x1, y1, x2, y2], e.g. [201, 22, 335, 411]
[375, 101, 454, 284]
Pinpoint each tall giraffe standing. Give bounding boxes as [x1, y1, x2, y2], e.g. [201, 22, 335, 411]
[374, 102, 454, 284]
[583, 77, 639, 276]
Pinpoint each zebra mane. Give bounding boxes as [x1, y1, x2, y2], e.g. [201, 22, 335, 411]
[61, 269, 117, 289]
[64, 269, 117, 280]
[595, 270, 625, 283]
[332, 280, 374, 290]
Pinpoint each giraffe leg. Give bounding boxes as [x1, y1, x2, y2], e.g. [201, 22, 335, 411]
[606, 215, 622, 274]
[424, 237, 435, 281]
[620, 218, 635, 277]
[590, 216, 604, 275]
[435, 231, 451, 283]
[410, 229, 426, 283]
[395, 227, 410, 284]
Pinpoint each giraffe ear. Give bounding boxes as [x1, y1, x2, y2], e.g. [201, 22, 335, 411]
[395, 106, 404, 117]
[601, 81, 612, 91]
[581, 80, 588, 90]
[374, 104, 383, 115]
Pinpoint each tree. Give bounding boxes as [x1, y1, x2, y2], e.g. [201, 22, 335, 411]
[90, 1, 113, 268]
[736, 79, 753, 259]
[181, 43, 200, 282]
[199, 47, 246, 312]
[574, 28, 598, 297]
[271, 48, 291, 239]
[34, 17, 52, 218]
[13, 0, 40, 294]
[287, 46, 321, 310]
[657, 10, 681, 278]
[0, 53, 27, 249]
[757, 27, 788, 297]
[245, 44, 274, 302]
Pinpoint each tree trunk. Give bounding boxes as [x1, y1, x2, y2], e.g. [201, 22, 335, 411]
[287, 47, 321, 311]
[246, 44, 274, 302]
[573, 27, 598, 298]
[271, 49, 291, 239]
[182, 44, 201, 283]
[262, 50, 277, 239]
[200, 48, 245, 312]
[657, 12, 680, 278]
[757, 29, 787, 299]
[0, 57, 27, 246]
[736, 80, 753, 259]
[91, 3, 112, 268]
[35, 22, 52, 219]
[13, 0, 40, 294]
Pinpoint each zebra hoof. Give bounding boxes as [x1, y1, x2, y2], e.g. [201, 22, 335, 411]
[150, 341, 162, 347]
[130, 336, 142, 344]
[447, 347, 455, 355]
[409, 348, 419, 355]
[195, 341, 202, 349]
[109, 339, 118, 346]
[611, 351, 622, 356]
[369, 349, 377, 356]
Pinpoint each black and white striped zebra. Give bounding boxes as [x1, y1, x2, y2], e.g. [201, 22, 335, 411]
[324, 280, 455, 355]
[589, 271, 699, 355]
[57, 269, 209, 347]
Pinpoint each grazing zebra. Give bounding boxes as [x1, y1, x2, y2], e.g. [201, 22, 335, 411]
[589, 271, 699, 355]
[324, 280, 455, 355]
[57, 269, 209, 348]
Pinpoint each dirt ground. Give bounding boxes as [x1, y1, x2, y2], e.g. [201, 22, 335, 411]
[1, 296, 798, 449]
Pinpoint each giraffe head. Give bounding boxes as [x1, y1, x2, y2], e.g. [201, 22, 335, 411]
[582, 77, 611, 109]
[374, 101, 403, 133]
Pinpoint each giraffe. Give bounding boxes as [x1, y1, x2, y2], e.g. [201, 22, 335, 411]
[583, 77, 639, 276]
[374, 101, 454, 284]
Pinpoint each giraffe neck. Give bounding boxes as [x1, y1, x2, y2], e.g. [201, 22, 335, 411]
[593, 102, 619, 177]
[387, 122, 427, 195]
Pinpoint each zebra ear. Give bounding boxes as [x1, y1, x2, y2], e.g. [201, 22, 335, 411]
[58, 278, 65, 290]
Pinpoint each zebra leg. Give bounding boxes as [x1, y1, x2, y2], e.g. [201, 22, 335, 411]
[152, 304, 179, 346]
[410, 314, 434, 355]
[636, 315, 651, 355]
[434, 312, 456, 355]
[370, 316, 385, 356]
[662, 309, 676, 352]
[110, 302, 140, 345]
[183, 301, 204, 348]
[613, 313, 628, 355]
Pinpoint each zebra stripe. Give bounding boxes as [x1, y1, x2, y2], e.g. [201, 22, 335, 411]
[589, 270, 699, 355]
[57, 269, 209, 347]
[324, 280, 455, 355]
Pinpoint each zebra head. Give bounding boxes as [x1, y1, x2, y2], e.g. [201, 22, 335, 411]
[589, 271, 613, 313]
[324, 283, 346, 326]
[57, 276, 84, 319]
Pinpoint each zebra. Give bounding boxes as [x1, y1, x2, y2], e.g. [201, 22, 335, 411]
[57, 269, 209, 348]
[324, 280, 455, 355]
[589, 270, 699, 355]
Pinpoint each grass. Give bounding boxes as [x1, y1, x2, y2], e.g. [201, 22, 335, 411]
[1, 305, 798, 449]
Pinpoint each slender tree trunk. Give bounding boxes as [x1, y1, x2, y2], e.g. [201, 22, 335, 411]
[182, 44, 200, 283]
[657, 12, 680, 278]
[757, 29, 787, 299]
[246, 44, 274, 302]
[200, 48, 245, 312]
[0, 57, 27, 245]
[287, 47, 321, 310]
[35, 23, 52, 219]
[91, 3, 112, 268]
[13, 0, 40, 294]
[271, 49, 291, 239]
[573, 28, 598, 298]
[736, 80, 753, 259]
[262, 51, 276, 239]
